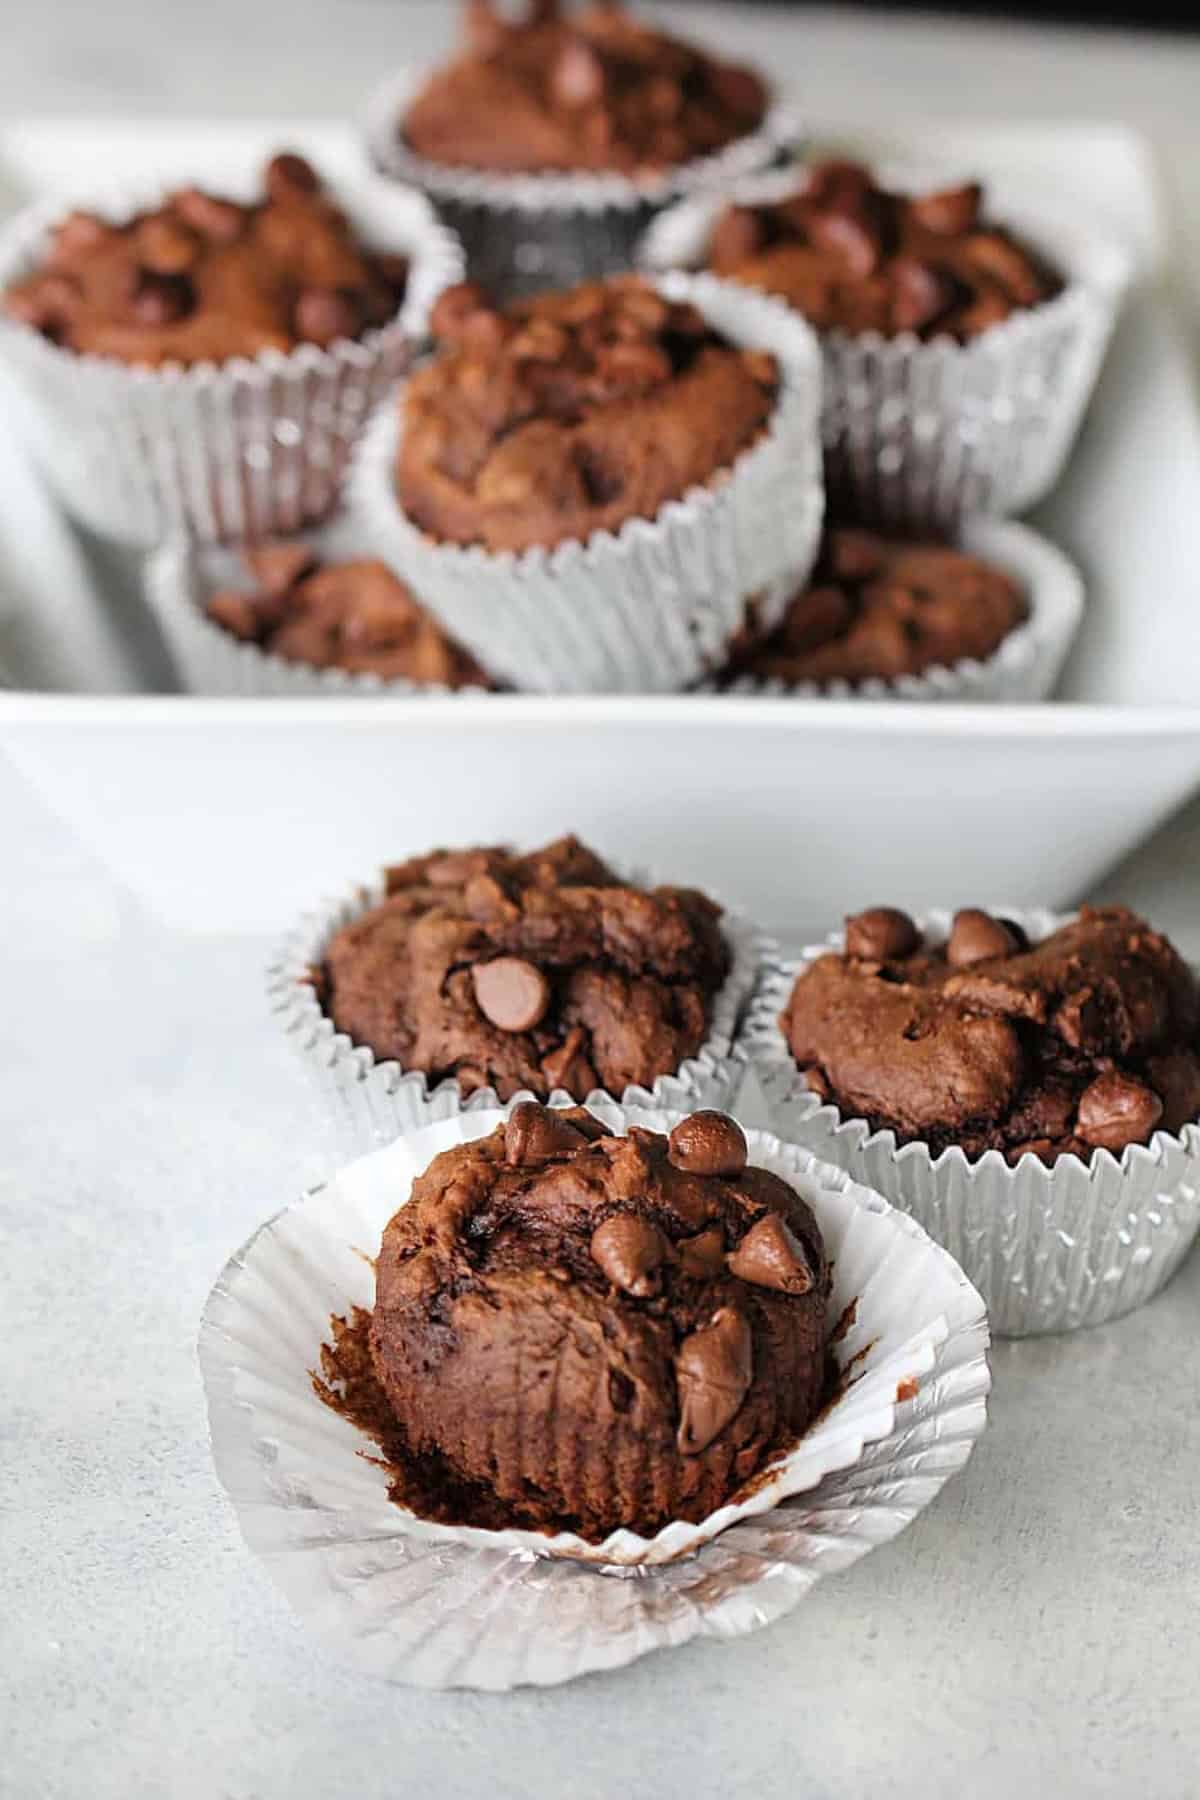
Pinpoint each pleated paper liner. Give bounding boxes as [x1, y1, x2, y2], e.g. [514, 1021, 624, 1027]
[199, 1102, 990, 1689]
[743, 907, 1200, 1336]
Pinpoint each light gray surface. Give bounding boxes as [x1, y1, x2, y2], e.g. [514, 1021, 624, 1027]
[5, 3, 1200, 1796]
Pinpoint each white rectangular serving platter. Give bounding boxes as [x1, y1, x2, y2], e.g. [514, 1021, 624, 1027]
[2, 116, 1200, 934]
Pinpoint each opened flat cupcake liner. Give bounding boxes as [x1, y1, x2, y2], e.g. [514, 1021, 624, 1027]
[0, 173, 463, 546]
[744, 908, 1200, 1337]
[351, 272, 825, 693]
[198, 1101, 989, 1689]
[711, 518, 1082, 703]
[364, 66, 802, 295]
[640, 167, 1132, 531]
[268, 874, 763, 1150]
[144, 529, 493, 698]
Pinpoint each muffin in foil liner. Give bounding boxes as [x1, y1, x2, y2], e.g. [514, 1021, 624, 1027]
[743, 908, 1200, 1337]
[350, 272, 825, 693]
[267, 872, 764, 1151]
[198, 1101, 989, 1689]
[639, 166, 1132, 531]
[364, 66, 803, 296]
[709, 518, 1083, 704]
[0, 172, 464, 546]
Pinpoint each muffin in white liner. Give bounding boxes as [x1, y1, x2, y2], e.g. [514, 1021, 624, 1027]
[639, 165, 1133, 530]
[198, 1101, 990, 1689]
[0, 172, 463, 546]
[144, 528, 495, 698]
[350, 272, 825, 693]
[744, 908, 1200, 1337]
[365, 65, 802, 295]
[268, 868, 763, 1149]
[712, 518, 1083, 704]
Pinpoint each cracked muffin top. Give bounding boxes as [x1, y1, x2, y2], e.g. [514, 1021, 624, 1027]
[367, 1103, 828, 1538]
[316, 836, 731, 1103]
[779, 904, 1200, 1164]
[400, 0, 767, 178]
[396, 275, 778, 553]
[706, 159, 1061, 341]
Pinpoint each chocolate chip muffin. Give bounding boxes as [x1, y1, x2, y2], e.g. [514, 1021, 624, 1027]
[720, 526, 1028, 688]
[780, 905, 1200, 1166]
[2, 151, 409, 366]
[317, 837, 732, 1103]
[401, 1, 767, 178]
[396, 275, 778, 553]
[707, 160, 1061, 341]
[205, 545, 493, 687]
[368, 1104, 828, 1538]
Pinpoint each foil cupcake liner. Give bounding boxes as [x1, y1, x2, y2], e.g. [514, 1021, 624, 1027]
[350, 272, 825, 693]
[744, 907, 1200, 1337]
[0, 171, 464, 546]
[710, 518, 1083, 703]
[639, 165, 1133, 530]
[198, 1101, 989, 1688]
[268, 870, 764, 1151]
[364, 66, 802, 295]
[144, 528, 494, 698]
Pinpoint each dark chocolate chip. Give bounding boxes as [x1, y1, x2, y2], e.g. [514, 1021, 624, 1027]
[668, 1112, 748, 1178]
[1076, 1072, 1163, 1154]
[675, 1306, 753, 1455]
[946, 908, 1019, 968]
[590, 1213, 668, 1297]
[727, 1212, 813, 1294]
[472, 957, 551, 1033]
[844, 907, 920, 962]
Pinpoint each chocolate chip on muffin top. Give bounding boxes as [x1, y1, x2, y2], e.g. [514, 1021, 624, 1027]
[396, 275, 779, 553]
[780, 904, 1200, 1164]
[317, 836, 731, 1103]
[707, 160, 1061, 341]
[206, 545, 494, 687]
[721, 526, 1028, 687]
[401, 0, 767, 177]
[363, 1104, 828, 1538]
[3, 151, 409, 366]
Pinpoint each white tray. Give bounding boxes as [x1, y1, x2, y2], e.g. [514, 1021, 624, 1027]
[1, 117, 1199, 934]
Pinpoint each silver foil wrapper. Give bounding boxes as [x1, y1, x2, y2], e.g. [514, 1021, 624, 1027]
[350, 272, 825, 693]
[267, 872, 764, 1152]
[198, 1102, 990, 1688]
[364, 67, 802, 296]
[744, 908, 1200, 1336]
[0, 172, 463, 545]
[639, 166, 1132, 531]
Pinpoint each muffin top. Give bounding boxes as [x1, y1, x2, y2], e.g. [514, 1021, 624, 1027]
[707, 160, 1061, 341]
[780, 904, 1200, 1164]
[397, 276, 778, 553]
[317, 835, 731, 1102]
[206, 545, 493, 687]
[401, 0, 767, 178]
[369, 1104, 829, 1538]
[2, 152, 409, 368]
[721, 527, 1027, 687]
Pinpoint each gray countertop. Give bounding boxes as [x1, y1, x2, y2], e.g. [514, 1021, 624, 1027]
[4, 5, 1200, 1796]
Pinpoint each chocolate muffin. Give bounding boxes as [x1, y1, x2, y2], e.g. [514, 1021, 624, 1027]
[206, 545, 493, 687]
[369, 1104, 829, 1538]
[318, 836, 731, 1102]
[721, 526, 1028, 687]
[396, 275, 778, 554]
[401, 1, 767, 178]
[2, 151, 409, 366]
[780, 905, 1200, 1165]
[707, 160, 1060, 341]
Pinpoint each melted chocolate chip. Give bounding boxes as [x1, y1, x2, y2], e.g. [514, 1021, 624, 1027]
[472, 957, 551, 1033]
[1076, 1072, 1163, 1154]
[946, 908, 1019, 968]
[844, 907, 920, 962]
[675, 1307, 753, 1455]
[727, 1212, 813, 1295]
[590, 1213, 668, 1297]
[667, 1111, 748, 1177]
[504, 1101, 588, 1166]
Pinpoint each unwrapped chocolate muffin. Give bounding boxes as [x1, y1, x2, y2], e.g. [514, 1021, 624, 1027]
[368, 1104, 829, 1539]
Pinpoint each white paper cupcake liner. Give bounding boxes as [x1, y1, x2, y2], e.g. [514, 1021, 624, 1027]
[639, 165, 1133, 530]
[0, 171, 464, 546]
[710, 518, 1083, 703]
[268, 869, 764, 1151]
[143, 526, 495, 698]
[364, 66, 802, 295]
[744, 907, 1200, 1337]
[198, 1100, 990, 1688]
[350, 272, 825, 693]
